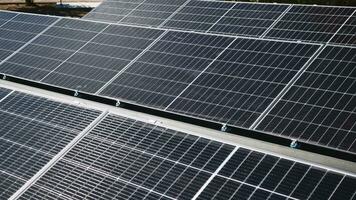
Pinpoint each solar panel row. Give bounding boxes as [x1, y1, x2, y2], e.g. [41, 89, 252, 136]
[256, 45, 356, 153]
[85, 0, 191, 27]
[0, 12, 58, 63]
[11, 112, 355, 200]
[265, 5, 355, 43]
[0, 89, 101, 199]
[84, 0, 356, 46]
[199, 148, 356, 200]
[0, 1, 355, 199]
[0, 10, 355, 154]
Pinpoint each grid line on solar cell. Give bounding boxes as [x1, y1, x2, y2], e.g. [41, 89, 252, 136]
[205, 2, 236, 33]
[157, 0, 192, 28]
[0, 12, 59, 63]
[208, 2, 290, 37]
[2, 119, 86, 156]
[162, 0, 234, 32]
[265, 5, 355, 43]
[329, 10, 356, 46]
[1, 92, 101, 131]
[99, 31, 235, 109]
[55, 158, 176, 200]
[0, 12, 19, 28]
[0, 87, 12, 102]
[116, 0, 147, 23]
[84, 1, 144, 23]
[197, 148, 356, 200]
[13, 113, 356, 200]
[17, 114, 234, 200]
[256, 45, 356, 153]
[259, 5, 293, 38]
[192, 146, 239, 200]
[0, 16, 60, 73]
[0, 91, 101, 200]
[118, 0, 190, 27]
[95, 29, 168, 94]
[0, 18, 108, 81]
[9, 111, 108, 200]
[164, 37, 238, 110]
[249, 44, 325, 130]
[166, 38, 320, 128]
[0, 18, 165, 93]
[0, 171, 25, 200]
[38, 23, 111, 82]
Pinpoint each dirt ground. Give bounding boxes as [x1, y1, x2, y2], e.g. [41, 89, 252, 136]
[0, 3, 94, 17]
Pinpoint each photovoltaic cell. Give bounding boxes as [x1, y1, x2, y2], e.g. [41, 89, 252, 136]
[0, 18, 107, 82]
[0, 18, 164, 93]
[166, 39, 320, 128]
[0, 11, 17, 24]
[41, 22, 164, 93]
[162, 0, 234, 32]
[0, 12, 58, 62]
[100, 31, 235, 109]
[0, 171, 25, 200]
[120, 0, 189, 27]
[330, 13, 356, 46]
[18, 114, 234, 200]
[84, 0, 146, 23]
[208, 2, 289, 37]
[0, 90, 101, 199]
[17, 115, 356, 200]
[197, 148, 356, 200]
[0, 87, 12, 100]
[265, 5, 355, 43]
[257, 46, 356, 153]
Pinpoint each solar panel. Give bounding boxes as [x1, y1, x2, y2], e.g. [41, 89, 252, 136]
[208, 2, 289, 37]
[0, 18, 106, 83]
[265, 5, 355, 43]
[0, 87, 12, 100]
[0, 18, 164, 93]
[120, 0, 190, 27]
[40, 21, 164, 93]
[0, 11, 58, 62]
[256, 45, 356, 153]
[15, 114, 356, 200]
[99, 31, 235, 109]
[18, 114, 234, 199]
[197, 148, 356, 200]
[84, 0, 146, 23]
[0, 91, 101, 199]
[0, 170, 25, 200]
[166, 38, 320, 128]
[330, 11, 356, 46]
[162, 0, 235, 32]
[0, 4, 354, 200]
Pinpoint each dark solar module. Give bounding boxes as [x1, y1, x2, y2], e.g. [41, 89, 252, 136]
[330, 13, 356, 46]
[209, 2, 289, 37]
[162, 0, 234, 32]
[100, 31, 235, 109]
[167, 38, 320, 128]
[257, 45, 356, 153]
[0, 91, 101, 199]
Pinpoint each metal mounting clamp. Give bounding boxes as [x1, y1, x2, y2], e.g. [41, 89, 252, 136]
[115, 100, 121, 107]
[290, 139, 298, 148]
[221, 124, 228, 132]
